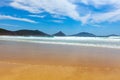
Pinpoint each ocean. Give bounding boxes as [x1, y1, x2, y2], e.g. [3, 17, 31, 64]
[0, 36, 120, 49]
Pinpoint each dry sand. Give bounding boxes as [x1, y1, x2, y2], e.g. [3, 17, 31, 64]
[0, 40, 120, 80]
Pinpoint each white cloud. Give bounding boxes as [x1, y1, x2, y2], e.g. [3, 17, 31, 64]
[0, 0, 12, 7]
[0, 23, 20, 27]
[72, 0, 120, 7]
[10, 0, 88, 24]
[90, 9, 120, 23]
[51, 20, 63, 23]
[0, 15, 37, 23]
[77, 0, 120, 24]
[52, 14, 66, 19]
[9, 0, 120, 24]
[29, 15, 45, 18]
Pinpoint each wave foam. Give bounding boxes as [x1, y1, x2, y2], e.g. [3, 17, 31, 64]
[0, 36, 120, 49]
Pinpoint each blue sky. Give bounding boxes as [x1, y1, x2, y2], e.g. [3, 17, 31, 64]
[0, 0, 120, 35]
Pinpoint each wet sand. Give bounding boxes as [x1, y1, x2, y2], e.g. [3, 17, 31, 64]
[0, 40, 120, 80]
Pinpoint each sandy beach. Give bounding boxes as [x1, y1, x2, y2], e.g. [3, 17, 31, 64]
[0, 40, 120, 80]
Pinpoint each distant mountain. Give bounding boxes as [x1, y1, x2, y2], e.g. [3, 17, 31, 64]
[14, 30, 49, 36]
[0, 28, 14, 35]
[98, 34, 119, 37]
[107, 34, 119, 37]
[0, 28, 119, 37]
[0, 28, 49, 36]
[72, 32, 96, 37]
[53, 31, 66, 36]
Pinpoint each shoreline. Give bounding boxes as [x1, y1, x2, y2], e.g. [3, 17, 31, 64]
[0, 40, 120, 67]
[0, 39, 120, 49]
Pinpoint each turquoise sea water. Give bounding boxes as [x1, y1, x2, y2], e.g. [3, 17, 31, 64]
[0, 36, 120, 49]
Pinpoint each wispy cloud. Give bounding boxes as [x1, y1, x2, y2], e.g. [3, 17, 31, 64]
[51, 20, 63, 23]
[0, 23, 20, 27]
[71, 0, 120, 24]
[29, 15, 46, 18]
[9, 0, 120, 24]
[0, 15, 37, 23]
[52, 14, 66, 19]
[10, 0, 87, 23]
[71, 0, 120, 8]
[90, 9, 120, 23]
[0, 0, 12, 7]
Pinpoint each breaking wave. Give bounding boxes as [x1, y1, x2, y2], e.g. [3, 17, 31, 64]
[0, 36, 120, 49]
